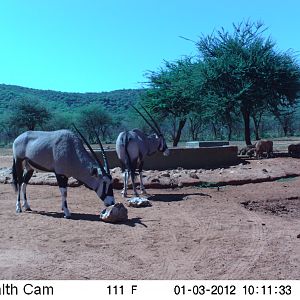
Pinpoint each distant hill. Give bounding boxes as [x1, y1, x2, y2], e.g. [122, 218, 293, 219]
[0, 84, 145, 114]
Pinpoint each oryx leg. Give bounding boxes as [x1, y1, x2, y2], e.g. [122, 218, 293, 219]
[14, 159, 24, 213]
[130, 168, 139, 197]
[138, 161, 146, 195]
[55, 174, 70, 219]
[16, 185, 22, 213]
[121, 169, 129, 197]
[21, 169, 34, 211]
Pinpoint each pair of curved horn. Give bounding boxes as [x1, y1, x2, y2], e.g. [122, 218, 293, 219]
[72, 124, 110, 176]
[131, 104, 162, 135]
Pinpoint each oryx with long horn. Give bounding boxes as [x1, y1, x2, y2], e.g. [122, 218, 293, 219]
[12, 125, 115, 218]
[116, 105, 170, 197]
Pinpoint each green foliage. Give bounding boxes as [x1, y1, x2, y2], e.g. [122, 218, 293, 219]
[0, 84, 143, 144]
[143, 57, 202, 146]
[1, 20, 300, 147]
[141, 20, 300, 145]
[9, 98, 51, 131]
[0, 84, 143, 113]
[45, 111, 75, 131]
[75, 103, 119, 142]
[197, 20, 300, 144]
[144, 57, 200, 116]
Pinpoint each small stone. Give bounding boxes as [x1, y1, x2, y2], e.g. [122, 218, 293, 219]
[100, 203, 128, 223]
[173, 174, 181, 178]
[151, 178, 160, 183]
[161, 172, 170, 177]
[127, 197, 151, 207]
[189, 173, 199, 179]
[297, 234, 300, 239]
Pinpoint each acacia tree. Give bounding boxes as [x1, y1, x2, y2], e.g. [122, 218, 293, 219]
[188, 112, 204, 140]
[76, 103, 117, 142]
[45, 111, 74, 131]
[197, 21, 300, 145]
[9, 98, 51, 131]
[143, 57, 201, 146]
[0, 114, 18, 144]
[271, 105, 296, 136]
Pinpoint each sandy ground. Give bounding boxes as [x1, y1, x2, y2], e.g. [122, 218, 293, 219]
[0, 154, 300, 280]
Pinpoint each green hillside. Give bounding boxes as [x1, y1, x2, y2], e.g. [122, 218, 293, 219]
[0, 83, 144, 114]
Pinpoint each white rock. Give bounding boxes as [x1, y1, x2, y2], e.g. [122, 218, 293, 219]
[127, 197, 151, 208]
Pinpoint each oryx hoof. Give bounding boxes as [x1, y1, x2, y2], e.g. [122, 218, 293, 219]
[16, 208, 22, 213]
[23, 206, 32, 212]
[64, 215, 71, 219]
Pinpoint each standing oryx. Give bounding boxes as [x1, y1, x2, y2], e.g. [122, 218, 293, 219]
[116, 105, 170, 197]
[12, 125, 115, 218]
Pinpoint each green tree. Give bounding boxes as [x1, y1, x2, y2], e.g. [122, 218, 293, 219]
[0, 113, 17, 144]
[188, 112, 204, 141]
[197, 21, 300, 145]
[271, 105, 296, 136]
[45, 111, 75, 131]
[9, 98, 51, 131]
[143, 57, 201, 146]
[76, 103, 117, 142]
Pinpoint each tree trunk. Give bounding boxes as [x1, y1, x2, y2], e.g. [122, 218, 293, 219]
[227, 124, 232, 141]
[252, 110, 264, 141]
[173, 119, 186, 147]
[252, 116, 260, 140]
[212, 122, 218, 139]
[282, 123, 288, 136]
[189, 118, 197, 140]
[242, 110, 252, 145]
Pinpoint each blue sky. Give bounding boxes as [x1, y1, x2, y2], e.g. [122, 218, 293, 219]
[0, 0, 299, 93]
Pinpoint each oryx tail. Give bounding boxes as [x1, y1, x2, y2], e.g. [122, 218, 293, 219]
[12, 158, 18, 192]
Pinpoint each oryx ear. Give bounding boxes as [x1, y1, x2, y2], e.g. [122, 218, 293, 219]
[90, 167, 98, 177]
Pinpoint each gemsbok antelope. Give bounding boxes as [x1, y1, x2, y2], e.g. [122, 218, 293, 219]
[12, 125, 115, 218]
[116, 105, 170, 197]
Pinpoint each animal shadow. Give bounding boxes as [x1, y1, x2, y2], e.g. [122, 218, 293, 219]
[148, 192, 211, 202]
[33, 210, 146, 226]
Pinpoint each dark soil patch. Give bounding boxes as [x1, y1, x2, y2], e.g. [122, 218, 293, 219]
[241, 197, 300, 218]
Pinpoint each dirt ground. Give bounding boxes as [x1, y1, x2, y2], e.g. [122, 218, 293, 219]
[0, 153, 300, 280]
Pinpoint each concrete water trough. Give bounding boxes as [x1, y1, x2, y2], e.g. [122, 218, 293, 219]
[186, 141, 229, 148]
[96, 145, 239, 170]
